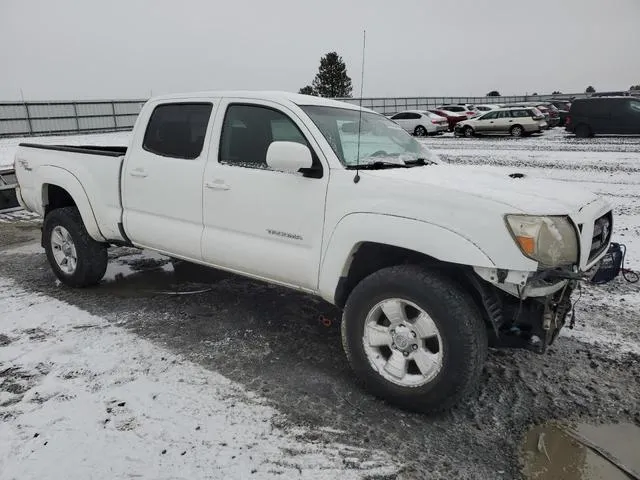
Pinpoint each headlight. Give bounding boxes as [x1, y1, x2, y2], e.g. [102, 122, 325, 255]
[505, 215, 579, 267]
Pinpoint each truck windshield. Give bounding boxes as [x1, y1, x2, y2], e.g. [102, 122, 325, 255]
[300, 105, 436, 167]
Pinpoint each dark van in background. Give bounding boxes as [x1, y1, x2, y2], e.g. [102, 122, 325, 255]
[566, 97, 640, 137]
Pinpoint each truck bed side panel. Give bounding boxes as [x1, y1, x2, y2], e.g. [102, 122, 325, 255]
[14, 145, 125, 242]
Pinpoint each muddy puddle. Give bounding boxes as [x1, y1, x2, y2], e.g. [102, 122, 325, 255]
[98, 252, 225, 297]
[522, 421, 640, 479]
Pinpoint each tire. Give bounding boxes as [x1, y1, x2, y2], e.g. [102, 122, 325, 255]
[575, 124, 592, 138]
[414, 125, 428, 137]
[463, 126, 474, 137]
[43, 207, 108, 287]
[341, 265, 488, 413]
[510, 124, 524, 137]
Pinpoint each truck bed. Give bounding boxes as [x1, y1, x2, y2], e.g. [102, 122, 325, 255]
[15, 143, 127, 242]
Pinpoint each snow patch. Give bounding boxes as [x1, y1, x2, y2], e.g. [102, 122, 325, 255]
[0, 277, 396, 479]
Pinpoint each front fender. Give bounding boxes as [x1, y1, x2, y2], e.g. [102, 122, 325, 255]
[37, 165, 106, 242]
[318, 213, 496, 303]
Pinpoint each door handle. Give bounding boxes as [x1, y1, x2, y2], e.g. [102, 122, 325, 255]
[205, 179, 230, 190]
[130, 168, 148, 178]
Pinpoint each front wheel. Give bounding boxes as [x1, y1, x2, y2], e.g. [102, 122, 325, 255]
[341, 265, 488, 413]
[463, 126, 474, 137]
[43, 207, 108, 287]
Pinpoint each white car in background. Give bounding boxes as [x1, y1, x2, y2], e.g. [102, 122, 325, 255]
[475, 104, 502, 112]
[388, 110, 448, 136]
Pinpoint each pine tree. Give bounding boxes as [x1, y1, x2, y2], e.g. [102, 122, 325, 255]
[298, 85, 316, 96]
[310, 52, 353, 98]
[585, 86, 596, 93]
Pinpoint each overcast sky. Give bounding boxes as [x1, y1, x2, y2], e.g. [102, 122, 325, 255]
[1, 0, 639, 101]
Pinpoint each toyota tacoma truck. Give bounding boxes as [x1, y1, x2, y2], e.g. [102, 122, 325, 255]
[14, 91, 613, 412]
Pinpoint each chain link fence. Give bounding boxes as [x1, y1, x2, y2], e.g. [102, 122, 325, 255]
[0, 93, 595, 138]
[0, 99, 146, 138]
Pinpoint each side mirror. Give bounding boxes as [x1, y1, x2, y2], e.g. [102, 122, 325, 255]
[266, 141, 313, 173]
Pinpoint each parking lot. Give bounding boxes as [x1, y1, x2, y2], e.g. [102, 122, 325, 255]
[1, 130, 640, 479]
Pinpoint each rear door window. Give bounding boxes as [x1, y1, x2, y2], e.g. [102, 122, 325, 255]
[143, 103, 213, 159]
[406, 113, 421, 119]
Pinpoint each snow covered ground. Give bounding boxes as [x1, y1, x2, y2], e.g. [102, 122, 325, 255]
[0, 270, 395, 479]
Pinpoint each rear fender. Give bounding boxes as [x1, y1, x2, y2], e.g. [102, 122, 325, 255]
[318, 213, 496, 303]
[38, 165, 106, 242]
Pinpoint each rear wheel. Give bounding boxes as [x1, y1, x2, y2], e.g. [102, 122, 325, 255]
[43, 207, 108, 287]
[414, 125, 428, 137]
[575, 124, 592, 138]
[341, 265, 488, 413]
[510, 125, 524, 137]
[463, 126, 474, 137]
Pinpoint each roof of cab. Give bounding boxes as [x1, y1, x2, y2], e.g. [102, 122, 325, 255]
[148, 91, 376, 113]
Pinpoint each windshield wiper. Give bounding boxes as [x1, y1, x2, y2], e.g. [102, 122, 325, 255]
[346, 161, 408, 170]
[404, 158, 434, 166]
[346, 158, 434, 170]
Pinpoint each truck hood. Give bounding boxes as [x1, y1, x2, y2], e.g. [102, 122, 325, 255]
[364, 165, 598, 214]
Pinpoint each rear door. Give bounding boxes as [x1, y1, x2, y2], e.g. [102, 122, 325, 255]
[122, 100, 217, 259]
[493, 110, 512, 133]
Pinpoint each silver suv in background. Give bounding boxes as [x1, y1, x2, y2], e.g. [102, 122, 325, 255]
[454, 107, 547, 137]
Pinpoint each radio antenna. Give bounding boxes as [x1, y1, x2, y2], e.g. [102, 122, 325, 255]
[354, 29, 366, 184]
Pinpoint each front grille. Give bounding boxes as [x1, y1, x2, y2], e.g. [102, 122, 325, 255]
[589, 212, 613, 262]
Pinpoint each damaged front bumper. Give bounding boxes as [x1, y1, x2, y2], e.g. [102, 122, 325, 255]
[471, 244, 613, 354]
[468, 269, 578, 353]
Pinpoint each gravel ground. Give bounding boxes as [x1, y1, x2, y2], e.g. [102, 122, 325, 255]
[1, 130, 640, 479]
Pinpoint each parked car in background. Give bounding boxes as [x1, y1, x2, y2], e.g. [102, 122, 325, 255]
[566, 97, 640, 137]
[389, 110, 448, 136]
[502, 102, 558, 128]
[475, 104, 501, 112]
[549, 100, 571, 127]
[429, 109, 467, 131]
[437, 104, 477, 118]
[454, 107, 547, 137]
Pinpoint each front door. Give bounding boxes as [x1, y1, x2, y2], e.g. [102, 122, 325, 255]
[201, 100, 329, 291]
[122, 100, 217, 260]
[474, 111, 497, 133]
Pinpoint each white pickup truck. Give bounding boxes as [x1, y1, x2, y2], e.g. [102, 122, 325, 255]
[14, 91, 613, 412]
